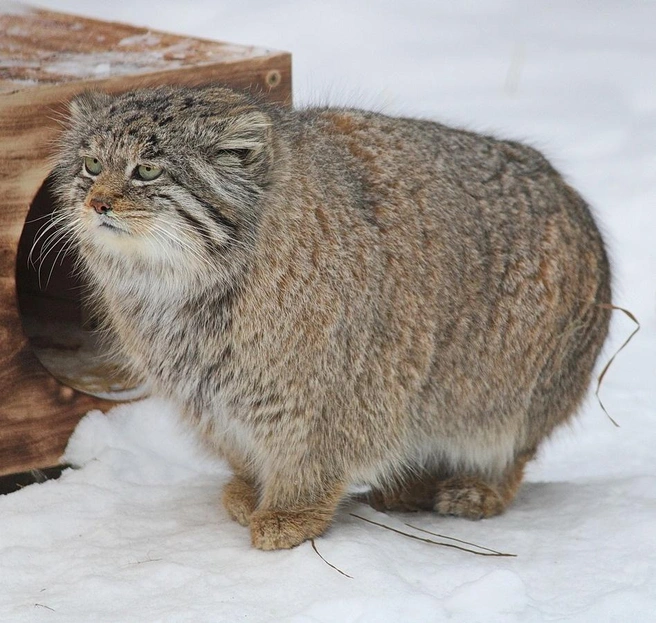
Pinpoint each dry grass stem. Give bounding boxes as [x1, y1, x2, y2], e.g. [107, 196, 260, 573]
[350, 513, 516, 558]
[34, 604, 55, 612]
[310, 539, 353, 579]
[595, 303, 641, 427]
[404, 522, 511, 556]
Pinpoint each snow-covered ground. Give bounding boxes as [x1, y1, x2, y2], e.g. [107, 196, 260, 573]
[2, 1, 655, 621]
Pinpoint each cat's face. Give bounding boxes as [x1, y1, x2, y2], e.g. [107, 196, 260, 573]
[53, 86, 273, 280]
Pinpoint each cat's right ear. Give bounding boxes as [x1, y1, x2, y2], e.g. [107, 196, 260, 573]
[69, 90, 113, 121]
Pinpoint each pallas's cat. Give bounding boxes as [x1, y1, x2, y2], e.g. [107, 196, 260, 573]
[52, 86, 611, 549]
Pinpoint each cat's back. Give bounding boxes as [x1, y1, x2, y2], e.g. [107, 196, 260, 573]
[282, 106, 609, 297]
[285, 109, 565, 238]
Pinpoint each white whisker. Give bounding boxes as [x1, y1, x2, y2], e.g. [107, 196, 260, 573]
[28, 213, 69, 267]
[24, 212, 60, 225]
[35, 221, 69, 266]
[44, 231, 74, 289]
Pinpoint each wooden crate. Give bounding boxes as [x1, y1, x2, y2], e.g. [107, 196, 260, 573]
[0, 5, 292, 477]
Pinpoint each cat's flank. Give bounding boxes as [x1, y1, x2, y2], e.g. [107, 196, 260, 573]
[53, 85, 611, 550]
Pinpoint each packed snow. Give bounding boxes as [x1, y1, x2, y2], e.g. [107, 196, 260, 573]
[2, 1, 655, 621]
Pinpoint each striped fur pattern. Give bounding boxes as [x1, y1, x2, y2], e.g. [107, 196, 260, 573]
[52, 85, 611, 549]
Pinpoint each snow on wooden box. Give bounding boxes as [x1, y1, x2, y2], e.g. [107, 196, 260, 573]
[0, 4, 292, 477]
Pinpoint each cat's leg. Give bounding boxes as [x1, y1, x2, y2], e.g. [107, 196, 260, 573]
[222, 476, 258, 526]
[368, 451, 534, 519]
[249, 468, 346, 550]
[431, 461, 525, 519]
[367, 470, 438, 513]
[221, 453, 259, 527]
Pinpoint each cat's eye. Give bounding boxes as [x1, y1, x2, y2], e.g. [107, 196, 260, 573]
[134, 164, 163, 181]
[84, 156, 102, 175]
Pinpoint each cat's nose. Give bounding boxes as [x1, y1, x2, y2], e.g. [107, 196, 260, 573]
[89, 197, 112, 214]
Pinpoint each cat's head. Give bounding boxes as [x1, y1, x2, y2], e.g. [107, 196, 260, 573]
[52, 85, 275, 283]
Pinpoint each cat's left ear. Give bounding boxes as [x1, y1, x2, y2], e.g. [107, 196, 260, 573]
[216, 111, 274, 182]
[69, 90, 113, 121]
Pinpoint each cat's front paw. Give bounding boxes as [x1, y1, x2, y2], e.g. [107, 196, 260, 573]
[249, 507, 333, 550]
[222, 476, 258, 526]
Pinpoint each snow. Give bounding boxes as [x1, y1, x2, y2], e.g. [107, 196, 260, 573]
[3, 1, 656, 621]
[0, 0, 33, 16]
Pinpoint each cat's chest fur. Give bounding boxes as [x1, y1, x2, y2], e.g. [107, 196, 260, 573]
[100, 265, 299, 462]
[96, 265, 239, 411]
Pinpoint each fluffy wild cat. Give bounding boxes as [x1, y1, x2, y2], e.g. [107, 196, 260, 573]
[52, 85, 611, 550]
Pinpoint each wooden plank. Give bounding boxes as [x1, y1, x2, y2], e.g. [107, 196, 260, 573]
[0, 5, 291, 94]
[0, 5, 292, 476]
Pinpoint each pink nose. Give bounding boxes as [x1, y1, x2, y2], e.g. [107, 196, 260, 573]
[89, 197, 112, 214]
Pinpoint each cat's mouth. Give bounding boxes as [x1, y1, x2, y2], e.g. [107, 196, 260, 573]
[96, 216, 127, 234]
